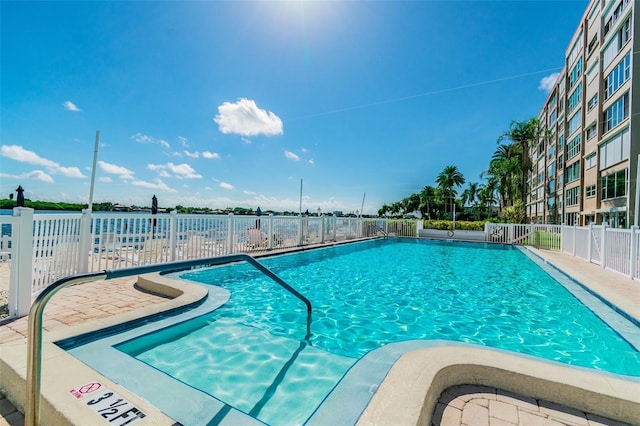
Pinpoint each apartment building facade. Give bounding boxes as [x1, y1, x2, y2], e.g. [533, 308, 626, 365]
[527, 0, 638, 228]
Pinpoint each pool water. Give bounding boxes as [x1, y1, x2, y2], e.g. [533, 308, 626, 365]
[117, 239, 640, 425]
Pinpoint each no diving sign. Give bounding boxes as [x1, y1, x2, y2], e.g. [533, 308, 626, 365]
[69, 381, 102, 399]
[70, 381, 147, 425]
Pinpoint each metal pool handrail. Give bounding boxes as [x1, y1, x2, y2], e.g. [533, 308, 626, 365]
[25, 253, 312, 426]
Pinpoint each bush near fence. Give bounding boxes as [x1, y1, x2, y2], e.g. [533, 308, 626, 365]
[423, 220, 486, 231]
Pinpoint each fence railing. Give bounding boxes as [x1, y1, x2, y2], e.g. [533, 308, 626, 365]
[484, 222, 639, 280]
[2, 209, 637, 319]
[562, 223, 639, 279]
[0, 209, 409, 318]
[484, 223, 562, 250]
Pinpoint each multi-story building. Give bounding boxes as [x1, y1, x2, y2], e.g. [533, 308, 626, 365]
[527, 0, 638, 228]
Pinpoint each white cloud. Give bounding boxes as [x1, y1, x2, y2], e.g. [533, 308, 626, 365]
[219, 182, 234, 190]
[167, 163, 201, 178]
[63, 101, 81, 112]
[284, 150, 300, 161]
[148, 162, 202, 179]
[56, 166, 85, 178]
[241, 138, 252, 144]
[205, 186, 212, 190]
[202, 151, 220, 159]
[184, 150, 200, 158]
[0, 170, 54, 183]
[99, 176, 113, 183]
[1, 145, 86, 178]
[2, 145, 58, 167]
[131, 178, 176, 192]
[214, 98, 284, 137]
[308, 159, 315, 165]
[538, 72, 560, 93]
[131, 133, 170, 149]
[178, 136, 189, 147]
[97, 160, 135, 180]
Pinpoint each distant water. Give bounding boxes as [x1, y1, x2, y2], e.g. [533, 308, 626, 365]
[0, 209, 82, 215]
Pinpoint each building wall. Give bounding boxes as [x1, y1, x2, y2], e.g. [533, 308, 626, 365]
[528, 0, 637, 228]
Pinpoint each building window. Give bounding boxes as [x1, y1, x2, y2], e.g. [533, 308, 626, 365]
[603, 16, 631, 69]
[558, 173, 563, 188]
[599, 127, 630, 169]
[585, 152, 597, 169]
[587, 94, 598, 111]
[567, 109, 582, 135]
[566, 186, 580, 206]
[603, 92, 629, 133]
[567, 134, 581, 160]
[548, 144, 556, 160]
[600, 169, 627, 200]
[558, 134, 565, 150]
[568, 83, 582, 113]
[567, 33, 583, 66]
[547, 196, 556, 210]
[587, 35, 598, 56]
[568, 57, 583, 90]
[549, 109, 557, 126]
[604, 53, 631, 99]
[586, 122, 598, 140]
[585, 185, 596, 198]
[603, 0, 630, 36]
[547, 161, 556, 177]
[566, 161, 580, 183]
[548, 179, 556, 195]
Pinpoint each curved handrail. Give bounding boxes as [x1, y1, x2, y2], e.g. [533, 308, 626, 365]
[25, 253, 312, 426]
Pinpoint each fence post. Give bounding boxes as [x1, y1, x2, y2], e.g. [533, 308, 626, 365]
[169, 210, 178, 261]
[226, 213, 234, 255]
[319, 216, 325, 243]
[77, 209, 92, 274]
[587, 222, 602, 262]
[630, 226, 638, 280]
[572, 224, 577, 256]
[266, 214, 274, 249]
[600, 222, 608, 268]
[9, 207, 34, 317]
[415, 219, 423, 238]
[560, 225, 565, 253]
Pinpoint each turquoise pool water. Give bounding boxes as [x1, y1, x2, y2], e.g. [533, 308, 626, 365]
[116, 239, 640, 425]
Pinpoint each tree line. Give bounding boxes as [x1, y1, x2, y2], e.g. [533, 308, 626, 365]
[378, 118, 546, 223]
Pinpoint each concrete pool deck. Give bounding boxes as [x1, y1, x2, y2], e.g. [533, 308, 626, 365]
[0, 244, 639, 425]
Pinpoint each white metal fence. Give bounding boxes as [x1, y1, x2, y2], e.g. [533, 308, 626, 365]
[0, 209, 406, 318]
[484, 222, 639, 280]
[2, 209, 638, 319]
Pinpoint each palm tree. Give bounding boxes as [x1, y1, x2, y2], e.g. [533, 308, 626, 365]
[484, 143, 523, 211]
[477, 181, 498, 218]
[461, 182, 480, 220]
[436, 165, 465, 220]
[418, 185, 438, 220]
[497, 118, 548, 207]
[402, 193, 421, 216]
[390, 202, 403, 218]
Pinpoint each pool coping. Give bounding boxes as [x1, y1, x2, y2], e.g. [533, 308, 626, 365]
[1, 240, 639, 425]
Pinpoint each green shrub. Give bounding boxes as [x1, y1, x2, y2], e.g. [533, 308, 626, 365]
[423, 220, 486, 231]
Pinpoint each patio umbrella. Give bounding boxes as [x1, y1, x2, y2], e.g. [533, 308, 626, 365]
[256, 206, 262, 229]
[16, 186, 25, 207]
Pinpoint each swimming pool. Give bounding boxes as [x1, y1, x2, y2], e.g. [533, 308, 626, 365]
[66, 239, 640, 425]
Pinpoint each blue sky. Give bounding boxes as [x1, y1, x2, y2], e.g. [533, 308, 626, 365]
[1, 1, 587, 214]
